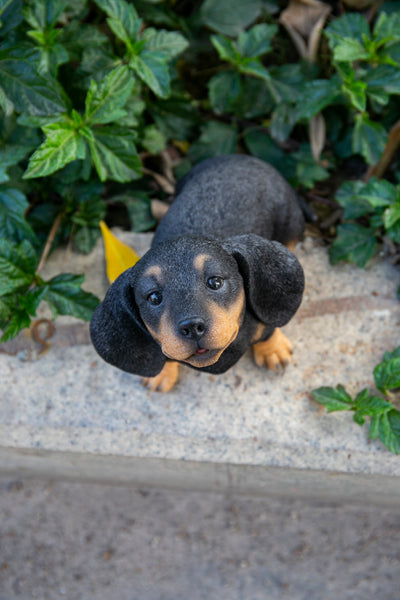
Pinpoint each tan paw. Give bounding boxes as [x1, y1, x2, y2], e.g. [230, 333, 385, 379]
[253, 328, 293, 370]
[142, 361, 179, 393]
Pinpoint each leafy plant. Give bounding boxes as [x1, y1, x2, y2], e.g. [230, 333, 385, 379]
[312, 347, 400, 454]
[330, 178, 400, 267]
[296, 11, 400, 165]
[1, 0, 400, 342]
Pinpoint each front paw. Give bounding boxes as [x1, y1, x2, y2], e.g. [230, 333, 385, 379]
[253, 328, 293, 370]
[142, 361, 179, 392]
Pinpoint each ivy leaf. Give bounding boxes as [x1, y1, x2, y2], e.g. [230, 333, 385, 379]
[329, 223, 377, 267]
[365, 65, 400, 100]
[0, 238, 37, 296]
[359, 178, 398, 208]
[325, 13, 370, 50]
[24, 120, 87, 179]
[42, 273, 99, 320]
[296, 78, 342, 121]
[383, 203, 400, 231]
[342, 79, 367, 112]
[353, 114, 387, 165]
[141, 28, 189, 60]
[335, 180, 372, 219]
[333, 38, 369, 62]
[208, 70, 242, 114]
[188, 121, 238, 163]
[353, 390, 392, 425]
[201, 0, 262, 36]
[0, 187, 37, 243]
[376, 410, 400, 454]
[210, 35, 240, 65]
[130, 50, 170, 98]
[88, 126, 142, 182]
[0, 46, 66, 116]
[374, 357, 400, 394]
[311, 385, 354, 412]
[243, 128, 294, 179]
[94, 0, 141, 49]
[84, 66, 135, 125]
[238, 58, 271, 82]
[236, 23, 278, 58]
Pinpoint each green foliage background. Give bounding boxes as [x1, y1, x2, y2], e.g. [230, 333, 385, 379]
[1, 0, 400, 342]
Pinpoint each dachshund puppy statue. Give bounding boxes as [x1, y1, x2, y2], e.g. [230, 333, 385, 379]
[90, 154, 305, 392]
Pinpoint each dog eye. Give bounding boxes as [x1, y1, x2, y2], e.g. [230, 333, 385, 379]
[206, 276, 224, 290]
[147, 291, 163, 305]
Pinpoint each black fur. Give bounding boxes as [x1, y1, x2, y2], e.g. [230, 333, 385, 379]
[90, 155, 305, 377]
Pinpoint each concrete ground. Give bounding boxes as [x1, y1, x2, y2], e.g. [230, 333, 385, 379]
[0, 478, 399, 600]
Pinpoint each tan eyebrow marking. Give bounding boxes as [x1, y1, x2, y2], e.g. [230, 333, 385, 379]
[193, 254, 211, 273]
[143, 265, 162, 279]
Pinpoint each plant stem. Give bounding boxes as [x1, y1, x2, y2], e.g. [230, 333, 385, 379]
[36, 213, 63, 274]
[364, 119, 400, 181]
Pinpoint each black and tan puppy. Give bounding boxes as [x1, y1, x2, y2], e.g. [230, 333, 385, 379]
[90, 154, 305, 392]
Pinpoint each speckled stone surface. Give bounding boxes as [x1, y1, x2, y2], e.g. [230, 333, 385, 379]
[1, 233, 400, 504]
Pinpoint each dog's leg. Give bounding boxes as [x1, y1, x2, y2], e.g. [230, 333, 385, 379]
[142, 361, 180, 392]
[285, 240, 299, 253]
[253, 328, 293, 370]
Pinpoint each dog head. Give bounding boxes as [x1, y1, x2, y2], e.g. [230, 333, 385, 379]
[90, 234, 304, 376]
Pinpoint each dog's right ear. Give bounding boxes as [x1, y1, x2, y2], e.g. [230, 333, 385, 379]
[90, 268, 166, 377]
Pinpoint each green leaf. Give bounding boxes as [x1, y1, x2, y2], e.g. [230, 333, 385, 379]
[236, 23, 277, 58]
[88, 126, 142, 183]
[270, 103, 297, 143]
[208, 70, 242, 114]
[111, 192, 156, 232]
[0, 47, 66, 116]
[311, 385, 354, 412]
[238, 58, 271, 82]
[296, 78, 342, 121]
[353, 115, 387, 165]
[335, 180, 372, 219]
[0, 238, 37, 296]
[188, 121, 238, 163]
[291, 144, 329, 188]
[354, 389, 393, 418]
[0, 143, 38, 183]
[141, 124, 166, 154]
[0, 187, 37, 243]
[0, 308, 31, 342]
[84, 66, 134, 125]
[130, 50, 170, 98]
[359, 178, 398, 208]
[201, 0, 262, 36]
[325, 13, 370, 49]
[365, 65, 400, 98]
[94, 0, 141, 48]
[377, 410, 400, 454]
[383, 347, 400, 362]
[329, 223, 377, 268]
[373, 11, 400, 48]
[22, 0, 67, 30]
[43, 273, 99, 320]
[243, 128, 294, 179]
[142, 28, 189, 60]
[333, 38, 369, 62]
[383, 203, 400, 230]
[24, 120, 87, 179]
[210, 35, 239, 64]
[374, 357, 400, 393]
[342, 79, 367, 112]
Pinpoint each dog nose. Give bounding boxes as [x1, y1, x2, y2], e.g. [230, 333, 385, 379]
[178, 317, 206, 341]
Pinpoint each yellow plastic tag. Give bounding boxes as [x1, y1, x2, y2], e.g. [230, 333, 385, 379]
[99, 220, 140, 283]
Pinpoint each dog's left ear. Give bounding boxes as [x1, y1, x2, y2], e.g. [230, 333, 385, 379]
[222, 234, 304, 327]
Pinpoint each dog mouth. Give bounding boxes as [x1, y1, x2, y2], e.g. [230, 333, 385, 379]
[194, 347, 209, 355]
